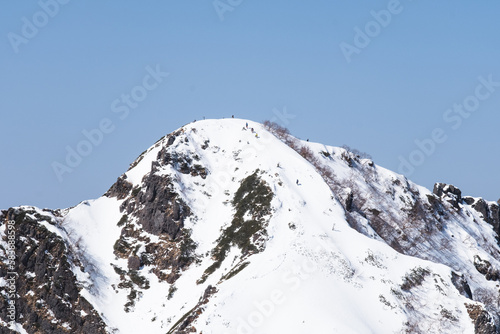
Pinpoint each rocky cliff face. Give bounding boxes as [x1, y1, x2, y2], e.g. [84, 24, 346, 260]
[1, 119, 499, 334]
[327, 175, 500, 333]
[0, 208, 107, 334]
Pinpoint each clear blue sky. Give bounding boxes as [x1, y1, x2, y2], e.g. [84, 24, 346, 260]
[1, 1, 499, 209]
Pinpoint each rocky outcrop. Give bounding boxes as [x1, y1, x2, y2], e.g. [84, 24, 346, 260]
[433, 183, 462, 199]
[105, 131, 204, 300]
[463, 197, 500, 238]
[451, 272, 473, 299]
[466, 303, 497, 334]
[0, 208, 106, 334]
[473, 255, 500, 281]
[105, 175, 133, 200]
[105, 167, 199, 311]
[121, 173, 190, 239]
[127, 256, 141, 271]
[156, 148, 207, 179]
[107, 130, 207, 241]
[433, 183, 462, 209]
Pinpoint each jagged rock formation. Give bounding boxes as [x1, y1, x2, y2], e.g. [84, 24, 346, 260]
[464, 197, 500, 238]
[0, 208, 107, 334]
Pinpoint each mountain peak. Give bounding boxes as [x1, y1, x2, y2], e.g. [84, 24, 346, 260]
[2, 119, 500, 333]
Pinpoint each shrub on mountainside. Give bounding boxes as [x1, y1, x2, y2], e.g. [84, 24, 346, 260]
[199, 170, 273, 283]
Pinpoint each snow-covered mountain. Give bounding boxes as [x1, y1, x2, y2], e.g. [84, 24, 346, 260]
[1, 118, 500, 334]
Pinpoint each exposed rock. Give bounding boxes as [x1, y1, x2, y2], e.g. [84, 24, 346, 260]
[111, 134, 205, 290]
[113, 194, 198, 289]
[433, 183, 462, 209]
[156, 148, 207, 179]
[433, 183, 462, 199]
[462, 197, 500, 240]
[345, 191, 354, 212]
[463, 197, 476, 205]
[128, 256, 141, 271]
[109, 129, 207, 243]
[451, 272, 472, 299]
[466, 303, 497, 334]
[489, 203, 500, 236]
[474, 311, 497, 334]
[426, 194, 446, 216]
[105, 175, 133, 200]
[473, 255, 500, 281]
[472, 199, 490, 222]
[0, 208, 107, 334]
[122, 173, 189, 239]
[168, 285, 218, 334]
[202, 285, 217, 302]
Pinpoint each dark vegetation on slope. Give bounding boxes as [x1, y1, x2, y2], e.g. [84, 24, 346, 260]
[166, 285, 218, 334]
[199, 170, 273, 284]
[264, 120, 500, 265]
[263, 120, 500, 333]
[400, 267, 431, 291]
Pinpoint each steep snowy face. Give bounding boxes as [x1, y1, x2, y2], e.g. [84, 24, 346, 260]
[1, 118, 499, 334]
[296, 138, 500, 327]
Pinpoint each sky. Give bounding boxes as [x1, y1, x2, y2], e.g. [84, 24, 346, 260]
[1, 1, 499, 210]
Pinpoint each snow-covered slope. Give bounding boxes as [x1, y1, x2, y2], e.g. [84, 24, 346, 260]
[1, 119, 499, 334]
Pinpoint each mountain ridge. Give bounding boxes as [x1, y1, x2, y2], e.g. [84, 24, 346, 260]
[1, 118, 499, 334]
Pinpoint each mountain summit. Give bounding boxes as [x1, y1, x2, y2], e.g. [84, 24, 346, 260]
[2, 119, 500, 333]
